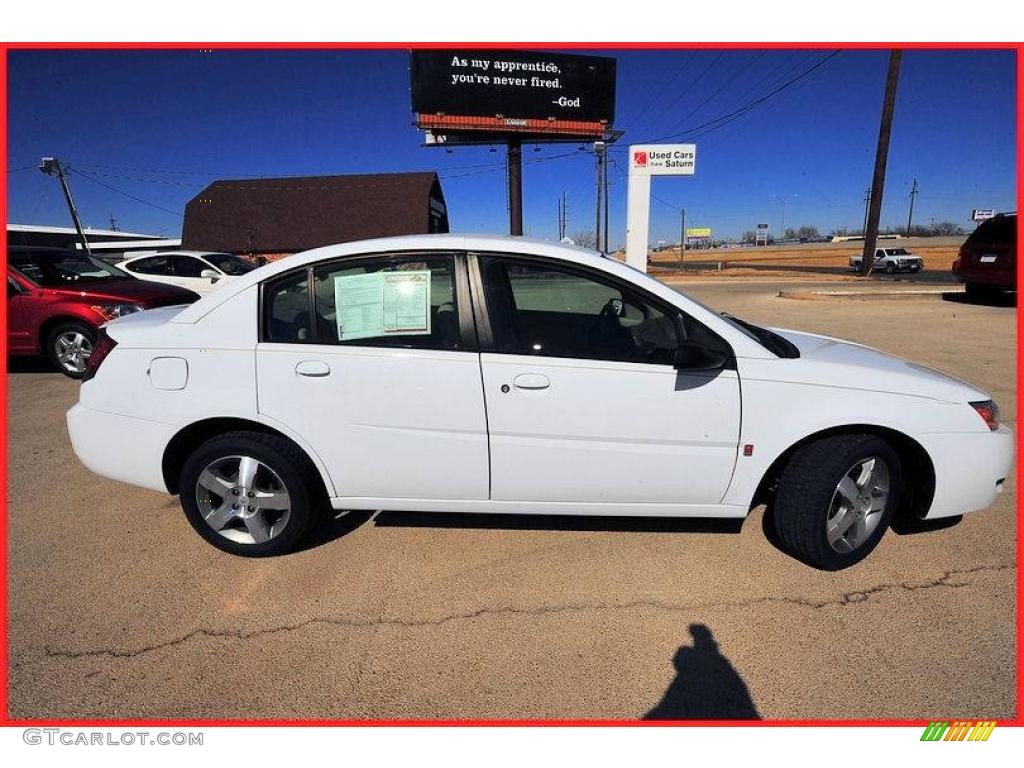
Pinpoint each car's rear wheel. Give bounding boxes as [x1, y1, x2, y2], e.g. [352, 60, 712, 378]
[179, 431, 319, 556]
[46, 321, 96, 378]
[773, 434, 901, 570]
[964, 282, 996, 301]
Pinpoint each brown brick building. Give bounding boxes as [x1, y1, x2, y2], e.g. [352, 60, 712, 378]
[181, 171, 449, 261]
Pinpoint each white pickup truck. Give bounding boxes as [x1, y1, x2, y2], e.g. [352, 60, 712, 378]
[849, 247, 924, 273]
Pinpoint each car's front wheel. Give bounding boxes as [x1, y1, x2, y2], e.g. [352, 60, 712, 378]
[773, 434, 901, 570]
[47, 321, 96, 378]
[179, 431, 319, 556]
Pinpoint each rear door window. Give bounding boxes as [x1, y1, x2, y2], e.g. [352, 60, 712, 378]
[311, 254, 462, 350]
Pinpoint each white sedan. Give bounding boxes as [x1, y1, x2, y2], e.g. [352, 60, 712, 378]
[118, 250, 257, 295]
[67, 235, 1012, 569]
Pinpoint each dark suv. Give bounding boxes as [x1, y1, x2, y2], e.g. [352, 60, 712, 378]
[953, 213, 1017, 298]
[6, 247, 199, 377]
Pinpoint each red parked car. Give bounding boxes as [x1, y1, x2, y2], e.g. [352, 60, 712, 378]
[953, 213, 1017, 299]
[6, 247, 199, 378]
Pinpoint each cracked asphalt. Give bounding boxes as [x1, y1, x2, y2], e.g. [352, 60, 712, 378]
[6, 279, 1017, 720]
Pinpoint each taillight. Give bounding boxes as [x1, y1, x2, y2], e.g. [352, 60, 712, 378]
[970, 400, 1000, 431]
[82, 328, 117, 382]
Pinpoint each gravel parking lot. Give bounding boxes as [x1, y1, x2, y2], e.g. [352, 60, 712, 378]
[6, 278, 1017, 721]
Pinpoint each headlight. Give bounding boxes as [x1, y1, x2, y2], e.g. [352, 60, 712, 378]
[970, 400, 1000, 431]
[91, 303, 142, 321]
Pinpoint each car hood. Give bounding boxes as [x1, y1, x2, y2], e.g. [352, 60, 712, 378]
[48, 278, 199, 306]
[769, 328, 990, 403]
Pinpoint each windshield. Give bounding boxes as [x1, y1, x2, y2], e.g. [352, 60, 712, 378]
[8, 250, 133, 287]
[204, 253, 257, 276]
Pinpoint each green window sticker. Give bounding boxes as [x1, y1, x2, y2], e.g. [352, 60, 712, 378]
[334, 270, 431, 341]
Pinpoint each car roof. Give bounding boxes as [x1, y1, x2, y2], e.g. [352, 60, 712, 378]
[173, 234, 615, 324]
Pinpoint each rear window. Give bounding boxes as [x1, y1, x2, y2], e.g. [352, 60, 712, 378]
[966, 215, 1016, 246]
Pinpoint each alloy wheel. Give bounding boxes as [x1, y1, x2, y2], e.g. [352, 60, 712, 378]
[54, 331, 93, 374]
[825, 456, 890, 553]
[195, 455, 292, 545]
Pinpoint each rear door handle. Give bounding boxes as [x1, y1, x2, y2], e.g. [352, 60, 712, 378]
[295, 360, 331, 378]
[513, 373, 550, 390]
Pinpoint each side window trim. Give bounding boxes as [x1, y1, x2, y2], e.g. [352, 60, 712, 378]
[470, 252, 733, 366]
[259, 251, 479, 352]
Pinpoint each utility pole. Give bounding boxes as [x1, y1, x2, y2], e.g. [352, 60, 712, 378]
[598, 156, 606, 256]
[860, 50, 903, 276]
[39, 157, 92, 256]
[906, 178, 918, 236]
[557, 192, 569, 240]
[594, 140, 606, 252]
[108, 214, 118, 231]
[862, 187, 872, 235]
[679, 208, 686, 269]
[507, 139, 523, 236]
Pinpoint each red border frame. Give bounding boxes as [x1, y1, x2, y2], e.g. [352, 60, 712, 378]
[0, 40, 1020, 730]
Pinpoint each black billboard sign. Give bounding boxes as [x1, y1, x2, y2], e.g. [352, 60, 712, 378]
[410, 50, 616, 125]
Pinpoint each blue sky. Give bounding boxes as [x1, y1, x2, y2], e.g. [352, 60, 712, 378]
[5, 48, 1017, 245]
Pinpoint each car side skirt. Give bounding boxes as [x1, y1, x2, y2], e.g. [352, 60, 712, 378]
[330, 497, 749, 518]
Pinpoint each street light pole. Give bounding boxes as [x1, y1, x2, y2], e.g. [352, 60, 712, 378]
[772, 194, 786, 236]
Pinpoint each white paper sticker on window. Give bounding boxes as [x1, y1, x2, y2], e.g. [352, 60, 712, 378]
[334, 270, 431, 341]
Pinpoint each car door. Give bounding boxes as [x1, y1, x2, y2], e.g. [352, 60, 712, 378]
[474, 254, 741, 506]
[255, 251, 489, 501]
[6, 274, 33, 352]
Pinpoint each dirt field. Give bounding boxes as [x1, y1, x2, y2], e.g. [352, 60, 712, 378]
[5, 278, 1017, 721]
[642, 238, 961, 281]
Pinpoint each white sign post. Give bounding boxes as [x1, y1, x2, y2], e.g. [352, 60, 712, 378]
[625, 144, 696, 272]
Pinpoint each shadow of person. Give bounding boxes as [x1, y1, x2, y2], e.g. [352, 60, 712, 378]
[644, 623, 760, 720]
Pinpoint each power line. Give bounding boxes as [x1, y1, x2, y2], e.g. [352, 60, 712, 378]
[641, 51, 725, 136]
[623, 50, 842, 147]
[626, 51, 697, 133]
[73, 168, 186, 218]
[658, 50, 768, 136]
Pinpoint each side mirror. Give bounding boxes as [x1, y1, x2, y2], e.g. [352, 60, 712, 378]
[200, 269, 220, 282]
[674, 341, 730, 372]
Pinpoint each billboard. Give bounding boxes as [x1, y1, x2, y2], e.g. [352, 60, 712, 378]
[972, 209, 996, 222]
[411, 50, 615, 138]
[686, 228, 712, 238]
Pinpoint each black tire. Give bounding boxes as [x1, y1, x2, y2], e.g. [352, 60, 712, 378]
[46, 320, 96, 379]
[179, 431, 321, 556]
[885, 262, 896, 274]
[773, 434, 902, 570]
[964, 282, 995, 301]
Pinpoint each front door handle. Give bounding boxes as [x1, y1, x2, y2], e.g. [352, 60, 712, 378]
[295, 360, 331, 378]
[513, 373, 550, 390]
